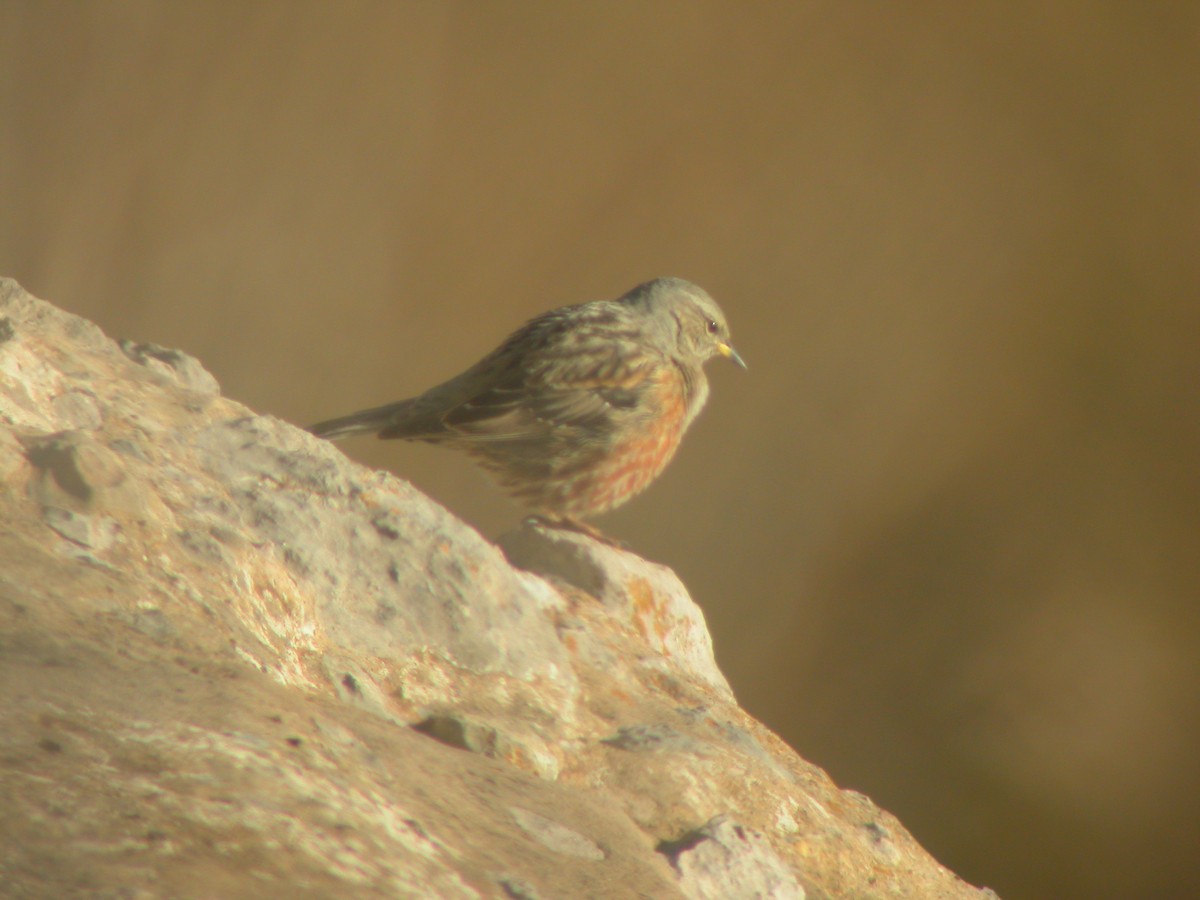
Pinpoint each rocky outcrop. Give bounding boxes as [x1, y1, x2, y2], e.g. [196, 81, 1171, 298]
[0, 278, 994, 898]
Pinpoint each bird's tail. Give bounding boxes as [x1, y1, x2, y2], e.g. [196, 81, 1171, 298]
[307, 399, 416, 441]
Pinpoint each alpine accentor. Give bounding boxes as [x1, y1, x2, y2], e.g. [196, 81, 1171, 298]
[309, 277, 744, 533]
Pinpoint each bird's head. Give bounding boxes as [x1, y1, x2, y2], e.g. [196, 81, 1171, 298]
[624, 276, 747, 370]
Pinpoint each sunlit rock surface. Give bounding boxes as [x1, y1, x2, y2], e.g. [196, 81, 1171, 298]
[0, 278, 994, 899]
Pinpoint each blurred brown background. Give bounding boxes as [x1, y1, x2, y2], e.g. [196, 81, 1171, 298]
[2, 3, 1197, 897]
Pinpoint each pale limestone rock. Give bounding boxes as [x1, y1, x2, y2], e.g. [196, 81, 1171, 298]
[664, 815, 806, 900]
[0, 278, 996, 899]
[499, 521, 732, 697]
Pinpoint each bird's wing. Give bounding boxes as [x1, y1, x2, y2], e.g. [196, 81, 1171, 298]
[439, 317, 662, 442]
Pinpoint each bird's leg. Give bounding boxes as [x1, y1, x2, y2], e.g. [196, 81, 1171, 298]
[523, 515, 628, 550]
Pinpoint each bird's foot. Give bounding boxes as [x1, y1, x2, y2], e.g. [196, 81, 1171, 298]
[523, 515, 628, 550]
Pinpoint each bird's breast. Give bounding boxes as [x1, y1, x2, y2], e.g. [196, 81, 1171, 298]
[557, 364, 693, 515]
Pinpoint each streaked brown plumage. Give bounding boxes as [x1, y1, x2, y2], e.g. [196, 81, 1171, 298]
[308, 277, 744, 528]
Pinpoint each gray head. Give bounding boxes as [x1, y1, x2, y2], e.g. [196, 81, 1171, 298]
[619, 277, 747, 369]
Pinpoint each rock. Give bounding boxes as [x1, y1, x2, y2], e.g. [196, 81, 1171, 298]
[0, 277, 996, 899]
[499, 521, 732, 697]
[662, 815, 806, 900]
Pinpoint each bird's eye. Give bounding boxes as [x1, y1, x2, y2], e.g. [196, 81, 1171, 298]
[706, 320, 719, 334]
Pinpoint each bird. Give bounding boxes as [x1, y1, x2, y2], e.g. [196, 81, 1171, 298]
[308, 277, 745, 537]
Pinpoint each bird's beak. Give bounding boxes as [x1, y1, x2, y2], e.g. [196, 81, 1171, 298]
[717, 342, 748, 370]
